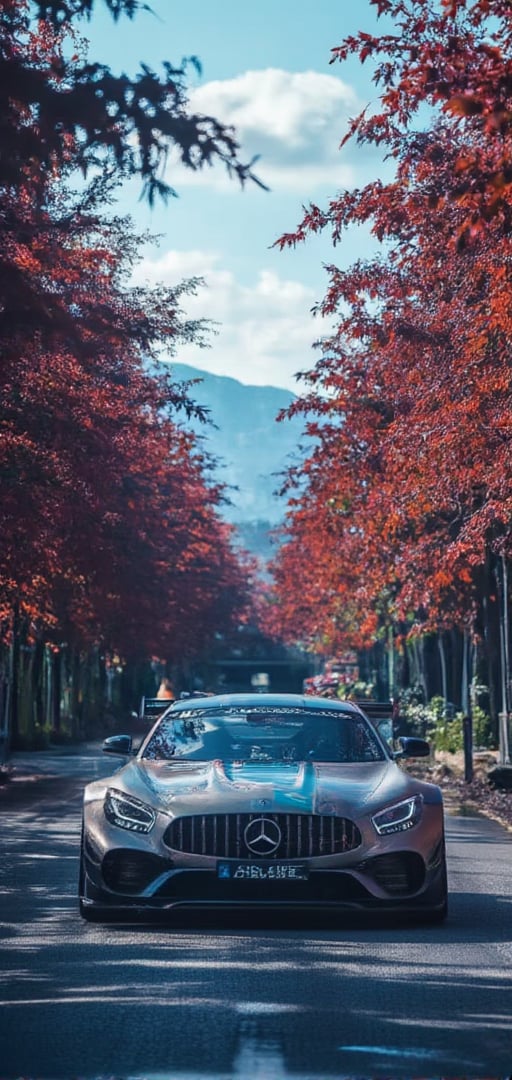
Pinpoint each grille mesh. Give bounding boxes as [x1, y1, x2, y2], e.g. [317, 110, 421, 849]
[163, 813, 361, 858]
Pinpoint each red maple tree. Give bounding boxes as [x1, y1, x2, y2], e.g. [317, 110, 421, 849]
[268, 1, 512, 731]
[0, 14, 255, 743]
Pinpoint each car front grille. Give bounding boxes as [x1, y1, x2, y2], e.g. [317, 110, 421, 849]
[163, 813, 361, 859]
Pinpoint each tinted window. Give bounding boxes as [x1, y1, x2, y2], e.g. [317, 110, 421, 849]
[142, 707, 385, 763]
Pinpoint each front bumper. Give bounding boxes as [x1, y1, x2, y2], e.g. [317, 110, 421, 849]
[80, 823, 447, 918]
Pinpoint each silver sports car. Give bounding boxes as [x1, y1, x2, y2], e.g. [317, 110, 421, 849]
[79, 693, 447, 922]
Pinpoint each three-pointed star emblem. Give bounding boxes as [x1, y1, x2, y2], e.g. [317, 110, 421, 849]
[244, 816, 282, 856]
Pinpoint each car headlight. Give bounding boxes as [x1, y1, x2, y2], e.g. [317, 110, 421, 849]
[104, 788, 156, 833]
[372, 795, 423, 835]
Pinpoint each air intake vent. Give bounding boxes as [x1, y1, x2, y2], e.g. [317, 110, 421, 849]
[102, 849, 168, 894]
[365, 852, 425, 895]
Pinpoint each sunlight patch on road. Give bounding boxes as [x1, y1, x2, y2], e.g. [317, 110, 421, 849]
[75, 1074, 337, 1080]
[495, 941, 512, 962]
[390, 1014, 512, 1030]
[338, 1043, 444, 1058]
[94, 957, 298, 972]
[235, 1001, 301, 1014]
[338, 1043, 477, 1070]
[0, 994, 225, 1006]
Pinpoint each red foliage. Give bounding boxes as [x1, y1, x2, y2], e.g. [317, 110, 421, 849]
[0, 1, 263, 205]
[268, 2, 512, 657]
[0, 20, 253, 662]
[330, 0, 512, 239]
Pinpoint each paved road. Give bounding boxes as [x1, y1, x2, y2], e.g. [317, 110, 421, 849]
[0, 748, 511, 1079]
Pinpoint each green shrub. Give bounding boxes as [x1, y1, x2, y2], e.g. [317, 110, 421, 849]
[397, 692, 432, 739]
[337, 680, 375, 701]
[471, 704, 494, 749]
[428, 713, 464, 753]
[399, 692, 493, 753]
[11, 726, 50, 751]
[11, 722, 81, 751]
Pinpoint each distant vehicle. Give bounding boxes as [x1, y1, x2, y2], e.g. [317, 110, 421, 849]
[79, 693, 447, 923]
[303, 652, 360, 697]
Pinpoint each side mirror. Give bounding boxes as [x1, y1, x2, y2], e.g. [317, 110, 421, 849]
[396, 736, 431, 758]
[103, 734, 133, 756]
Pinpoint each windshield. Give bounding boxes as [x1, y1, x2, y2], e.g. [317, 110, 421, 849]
[142, 706, 386, 764]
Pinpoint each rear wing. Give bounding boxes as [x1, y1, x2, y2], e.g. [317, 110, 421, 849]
[355, 700, 397, 746]
[138, 697, 173, 723]
[356, 700, 393, 719]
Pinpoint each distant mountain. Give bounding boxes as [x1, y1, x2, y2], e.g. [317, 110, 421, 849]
[172, 363, 309, 527]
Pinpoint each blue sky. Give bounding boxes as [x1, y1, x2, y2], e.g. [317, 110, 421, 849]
[85, 1, 392, 390]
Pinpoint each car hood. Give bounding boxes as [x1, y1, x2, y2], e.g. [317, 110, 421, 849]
[118, 758, 419, 817]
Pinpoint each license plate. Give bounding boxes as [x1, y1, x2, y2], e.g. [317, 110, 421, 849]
[217, 861, 308, 881]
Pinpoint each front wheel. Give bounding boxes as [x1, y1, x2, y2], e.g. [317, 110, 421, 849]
[79, 896, 104, 922]
[79, 863, 120, 922]
[422, 843, 448, 924]
[78, 826, 108, 922]
[79, 845, 98, 921]
[78, 841, 131, 923]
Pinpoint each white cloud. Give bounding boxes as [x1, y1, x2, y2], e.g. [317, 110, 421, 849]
[191, 68, 358, 149]
[168, 68, 361, 192]
[134, 249, 322, 390]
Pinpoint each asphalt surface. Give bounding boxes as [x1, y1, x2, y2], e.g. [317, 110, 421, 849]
[0, 746, 511, 1080]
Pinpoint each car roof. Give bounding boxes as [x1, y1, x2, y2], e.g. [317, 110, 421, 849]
[170, 693, 362, 714]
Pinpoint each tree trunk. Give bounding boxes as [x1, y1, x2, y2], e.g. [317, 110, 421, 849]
[437, 633, 448, 704]
[494, 553, 511, 763]
[0, 641, 11, 764]
[461, 629, 470, 716]
[503, 555, 510, 713]
[387, 624, 395, 699]
[411, 636, 428, 702]
[482, 547, 499, 739]
[32, 637, 45, 732]
[10, 605, 20, 748]
[52, 649, 61, 734]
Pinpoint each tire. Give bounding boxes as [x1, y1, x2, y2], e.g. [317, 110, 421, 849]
[78, 845, 96, 921]
[423, 898, 447, 925]
[79, 834, 128, 923]
[78, 823, 105, 922]
[79, 896, 104, 922]
[422, 841, 448, 924]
